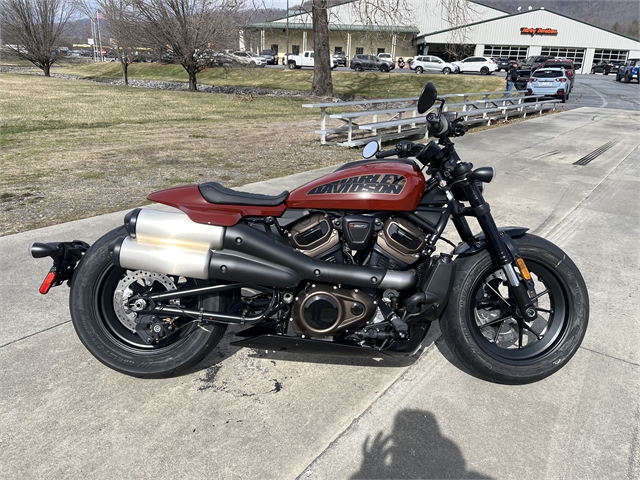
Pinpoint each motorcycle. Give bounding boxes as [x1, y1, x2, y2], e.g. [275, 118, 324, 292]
[31, 82, 589, 384]
[397, 57, 405, 69]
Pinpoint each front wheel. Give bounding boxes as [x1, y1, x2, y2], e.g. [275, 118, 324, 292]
[442, 67, 451, 74]
[440, 234, 589, 384]
[69, 227, 229, 378]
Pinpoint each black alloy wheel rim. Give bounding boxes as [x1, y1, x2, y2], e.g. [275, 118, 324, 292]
[94, 264, 200, 353]
[468, 259, 569, 364]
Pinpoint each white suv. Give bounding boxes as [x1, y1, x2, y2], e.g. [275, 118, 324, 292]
[410, 55, 457, 74]
[232, 51, 266, 67]
[452, 56, 498, 75]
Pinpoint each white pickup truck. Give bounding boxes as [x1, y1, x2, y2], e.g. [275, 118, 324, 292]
[286, 51, 338, 70]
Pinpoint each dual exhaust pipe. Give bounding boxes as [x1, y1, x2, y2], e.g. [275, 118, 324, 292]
[109, 208, 417, 290]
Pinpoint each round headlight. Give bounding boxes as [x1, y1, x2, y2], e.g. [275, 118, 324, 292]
[471, 166, 496, 183]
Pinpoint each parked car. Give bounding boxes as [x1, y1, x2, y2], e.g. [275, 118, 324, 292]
[493, 57, 513, 72]
[616, 58, 640, 83]
[232, 51, 266, 67]
[332, 51, 347, 67]
[519, 55, 555, 73]
[451, 56, 498, 75]
[259, 49, 278, 65]
[409, 55, 457, 74]
[538, 58, 575, 91]
[350, 54, 395, 72]
[525, 67, 570, 103]
[590, 60, 616, 75]
[377, 53, 395, 67]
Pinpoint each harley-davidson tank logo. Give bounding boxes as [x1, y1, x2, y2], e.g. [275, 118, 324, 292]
[307, 174, 406, 195]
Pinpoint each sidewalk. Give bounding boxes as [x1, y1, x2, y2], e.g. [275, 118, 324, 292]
[1, 107, 638, 479]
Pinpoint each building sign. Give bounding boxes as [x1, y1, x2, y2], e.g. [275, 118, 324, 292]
[521, 27, 558, 36]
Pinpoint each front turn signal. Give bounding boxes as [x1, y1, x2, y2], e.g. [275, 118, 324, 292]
[516, 258, 532, 281]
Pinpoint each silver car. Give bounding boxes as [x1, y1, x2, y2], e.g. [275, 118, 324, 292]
[410, 55, 457, 74]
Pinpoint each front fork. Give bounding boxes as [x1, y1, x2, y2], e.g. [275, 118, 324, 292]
[452, 180, 538, 322]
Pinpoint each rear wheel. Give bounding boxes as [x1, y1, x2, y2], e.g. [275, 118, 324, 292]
[624, 73, 631, 83]
[288, 61, 296, 70]
[415, 66, 423, 74]
[440, 234, 589, 384]
[354, 64, 363, 72]
[69, 227, 229, 378]
[480, 66, 489, 75]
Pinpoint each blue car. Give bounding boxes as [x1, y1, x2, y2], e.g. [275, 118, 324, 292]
[525, 67, 570, 103]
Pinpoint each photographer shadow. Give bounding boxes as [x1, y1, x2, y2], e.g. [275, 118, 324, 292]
[351, 409, 493, 479]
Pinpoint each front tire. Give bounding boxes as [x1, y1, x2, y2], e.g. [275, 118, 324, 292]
[440, 234, 589, 384]
[69, 227, 228, 378]
[443, 67, 451, 74]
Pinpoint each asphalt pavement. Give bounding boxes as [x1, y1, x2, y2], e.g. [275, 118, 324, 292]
[1, 106, 639, 479]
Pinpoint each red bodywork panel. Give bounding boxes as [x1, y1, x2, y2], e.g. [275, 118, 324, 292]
[147, 185, 286, 227]
[287, 162, 425, 211]
[148, 162, 425, 226]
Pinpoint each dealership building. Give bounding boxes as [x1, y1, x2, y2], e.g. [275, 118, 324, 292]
[244, 0, 640, 72]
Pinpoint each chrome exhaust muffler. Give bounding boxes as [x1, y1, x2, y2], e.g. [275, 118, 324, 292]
[109, 208, 224, 279]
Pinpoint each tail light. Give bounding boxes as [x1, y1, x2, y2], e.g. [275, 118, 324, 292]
[528, 78, 536, 82]
[556, 78, 567, 82]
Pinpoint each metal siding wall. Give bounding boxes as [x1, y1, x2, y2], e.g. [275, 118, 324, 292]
[422, 10, 640, 51]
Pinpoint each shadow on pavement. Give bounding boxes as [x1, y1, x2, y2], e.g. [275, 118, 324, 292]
[351, 409, 494, 479]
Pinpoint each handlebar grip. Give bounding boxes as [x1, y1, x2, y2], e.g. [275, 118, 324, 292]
[375, 149, 398, 159]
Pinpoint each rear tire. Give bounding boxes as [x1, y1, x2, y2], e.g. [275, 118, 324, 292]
[415, 66, 423, 74]
[69, 227, 228, 378]
[354, 64, 363, 72]
[480, 67, 489, 75]
[440, 234, 589, 384]
[288, 61, 296, 70]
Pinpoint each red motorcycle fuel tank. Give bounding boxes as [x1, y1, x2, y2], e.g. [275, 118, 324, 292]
[287, 162, 425, 211]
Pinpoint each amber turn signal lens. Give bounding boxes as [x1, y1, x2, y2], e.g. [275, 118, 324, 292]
[516, 258, 532, 281]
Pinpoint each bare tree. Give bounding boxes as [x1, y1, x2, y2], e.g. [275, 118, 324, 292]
[0, 0, 76, 76]
[130, 0, 243, 91]
[97, 0, 139, 85]
[440, 0, 478, 60]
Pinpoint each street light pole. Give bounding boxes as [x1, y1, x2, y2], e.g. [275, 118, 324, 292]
[286, 0, 289, 66]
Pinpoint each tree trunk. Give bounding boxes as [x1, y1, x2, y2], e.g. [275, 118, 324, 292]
[183, 63, 198, 92]
[42, 64, 51, 77]
[311, 0, 333, 97]
[120, 54, 129, 86]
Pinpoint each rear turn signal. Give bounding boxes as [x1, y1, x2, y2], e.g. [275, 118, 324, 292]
[39, 270, 57, 295]
[516, 258, 532, 282]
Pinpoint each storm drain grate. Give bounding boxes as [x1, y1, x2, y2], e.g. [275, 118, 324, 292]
[573, 140, 619, 166]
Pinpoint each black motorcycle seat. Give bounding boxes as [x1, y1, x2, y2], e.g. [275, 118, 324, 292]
[199, 182, 289, 206]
